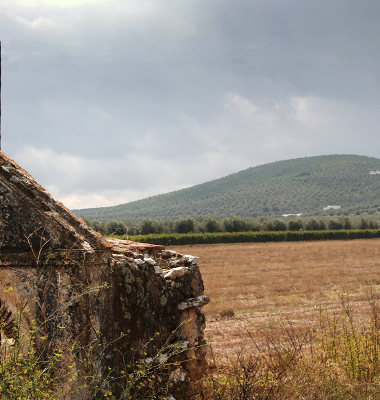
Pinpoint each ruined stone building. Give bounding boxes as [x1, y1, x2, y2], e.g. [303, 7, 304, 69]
[0, 150, 209, 398]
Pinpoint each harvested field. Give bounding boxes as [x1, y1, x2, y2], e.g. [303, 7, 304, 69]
[170, 239, 380, 360]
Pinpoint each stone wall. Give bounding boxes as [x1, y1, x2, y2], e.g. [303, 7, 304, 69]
[0, 151, 209, 398]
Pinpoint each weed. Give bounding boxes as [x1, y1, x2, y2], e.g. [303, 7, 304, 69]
[219, 310, 234, 319]
[0, 229, 194, 400]
[200, 293, 380, 399]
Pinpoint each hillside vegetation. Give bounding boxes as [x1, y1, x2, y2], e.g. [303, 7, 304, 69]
[73, 154, 380, 222]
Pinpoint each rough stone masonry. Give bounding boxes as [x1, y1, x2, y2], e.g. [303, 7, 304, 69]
[0, 150, 209, 398]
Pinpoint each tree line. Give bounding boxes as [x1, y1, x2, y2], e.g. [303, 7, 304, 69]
[84, 214, 380, 237]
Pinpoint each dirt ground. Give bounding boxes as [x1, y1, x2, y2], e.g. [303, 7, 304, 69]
[170, 239, 380, 359]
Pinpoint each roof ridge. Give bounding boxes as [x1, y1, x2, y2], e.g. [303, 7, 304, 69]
[0, 151, 112, 252]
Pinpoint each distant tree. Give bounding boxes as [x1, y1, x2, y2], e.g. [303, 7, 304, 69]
[305, 218, 318, 230]
[204, 216, 223, 233]
[319, 219, 327, 230]
[250, 221, 261, 232]
[305, 218, 326, 231]
[106, 220, 125, 235]
[342, 217, 352, 230]
[90, 220, 106, 234]
[369, 220, 379, 229]
[359, 217, 369, 230]
[328, 219, 343, 230]
[265, 219, 287, 231]
[288, 219, 303, 231]
[162, 219, 175, 234]
[83, 218, 92, 226]
[175, 218, 195, 234]
[139, 219, 158, 235]
[194, 216, 207, 233]
[224, 215, 250, 232]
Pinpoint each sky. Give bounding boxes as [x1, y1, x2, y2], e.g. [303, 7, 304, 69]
[1, 0, 380, 210]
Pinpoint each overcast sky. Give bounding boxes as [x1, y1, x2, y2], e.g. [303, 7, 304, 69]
[1, 0, 380, 209]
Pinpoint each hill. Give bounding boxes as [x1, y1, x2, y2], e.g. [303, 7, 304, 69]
[72, 154, 380, 222]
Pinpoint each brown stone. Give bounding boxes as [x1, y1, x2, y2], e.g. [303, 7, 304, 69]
[0, 151, 209, 398]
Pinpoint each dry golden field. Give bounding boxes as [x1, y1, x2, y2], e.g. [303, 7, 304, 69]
[170, 239, 380, 359]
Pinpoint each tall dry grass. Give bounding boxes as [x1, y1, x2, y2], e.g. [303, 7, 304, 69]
[171, 239, 380, 399]
[199, 293, 380, 399]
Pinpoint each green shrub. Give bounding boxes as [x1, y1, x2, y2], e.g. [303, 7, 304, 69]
[118, 229, 380, 246]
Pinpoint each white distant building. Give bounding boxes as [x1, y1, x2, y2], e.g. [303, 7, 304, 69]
[282, 213, 303, 217]
[323, 205, 341, 211]
[369, 170, 380, 175]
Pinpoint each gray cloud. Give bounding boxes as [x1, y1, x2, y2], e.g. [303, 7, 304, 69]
[1, 0, 380, 208]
